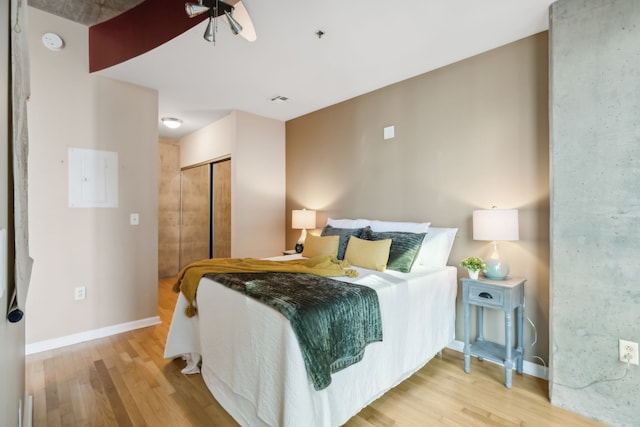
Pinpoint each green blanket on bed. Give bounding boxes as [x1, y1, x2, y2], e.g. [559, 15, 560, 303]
[204, 271, 383, 391]
[173, 256, 359, 317]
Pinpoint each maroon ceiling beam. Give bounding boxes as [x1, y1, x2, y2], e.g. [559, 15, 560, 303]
[89, 0, 207, 73]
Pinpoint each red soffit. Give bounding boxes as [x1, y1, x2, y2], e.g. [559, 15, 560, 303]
[89, 0, 206, 73]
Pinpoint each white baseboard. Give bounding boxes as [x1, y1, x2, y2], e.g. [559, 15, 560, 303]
[25, 316, 161, 355]
[447, 339, 548, 380]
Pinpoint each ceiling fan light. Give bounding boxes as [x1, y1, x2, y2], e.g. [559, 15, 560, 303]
[224, 10, 243, 35]
[203, 17, 215, 43]
[230, 1, 257, 42]
[185, 3, 210, 18]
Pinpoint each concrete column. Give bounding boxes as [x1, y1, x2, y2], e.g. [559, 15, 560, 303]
[550, 0, 640, 425]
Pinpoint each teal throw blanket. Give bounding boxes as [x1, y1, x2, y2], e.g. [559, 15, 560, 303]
[204, 272, 383, 390]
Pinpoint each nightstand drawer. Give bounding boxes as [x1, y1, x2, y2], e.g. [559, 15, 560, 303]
[468, 284, 504, 308]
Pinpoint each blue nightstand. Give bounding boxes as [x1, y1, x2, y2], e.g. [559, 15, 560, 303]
[462, 276, 525, 388]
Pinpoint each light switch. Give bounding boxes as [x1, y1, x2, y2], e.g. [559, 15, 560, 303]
[130, 213, 139, 225]
[384, 125, 395, 140]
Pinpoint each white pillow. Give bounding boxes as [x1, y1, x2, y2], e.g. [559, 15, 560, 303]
[369, 220, 430, 233]
[326, 218, 371, 229]
[419, 227, 458, 269]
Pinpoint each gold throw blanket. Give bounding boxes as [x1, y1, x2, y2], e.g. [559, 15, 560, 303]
[173, 256, 359, 317]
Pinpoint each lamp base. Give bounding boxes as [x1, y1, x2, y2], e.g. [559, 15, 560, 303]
[484, 259, 509, 280]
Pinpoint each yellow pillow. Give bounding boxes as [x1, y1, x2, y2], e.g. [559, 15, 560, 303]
[302, 234, 339, 258]
[344, 236, 392, 272]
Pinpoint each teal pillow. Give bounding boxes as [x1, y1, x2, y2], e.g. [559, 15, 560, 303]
[320, 225, 366, 260]
[361, 228, 426, 272]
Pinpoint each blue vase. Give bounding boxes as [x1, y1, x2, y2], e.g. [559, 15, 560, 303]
[484, 258, 509, 280]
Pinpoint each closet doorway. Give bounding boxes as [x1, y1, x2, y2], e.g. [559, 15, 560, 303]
[179, 158, 231, 270]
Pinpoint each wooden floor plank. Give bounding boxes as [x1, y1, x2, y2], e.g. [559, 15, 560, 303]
[27, 278, 607, 427]
[45, 408, 62, 427]
[119, 366, 166, 427]
[88, 364, 117, 426]
[32, 388, 47, 427]
[56, 379, 75, 426]
[43, 358, 60, 425]
[106, 364, 147, 427]
[94, 360, 133, 427]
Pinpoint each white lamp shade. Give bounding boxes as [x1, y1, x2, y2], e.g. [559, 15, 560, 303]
[292, 209, 316, 230]
[473, 209, 519, 241]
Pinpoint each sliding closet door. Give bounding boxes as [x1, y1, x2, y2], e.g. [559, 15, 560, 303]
[212, 159, 231, 257]
[179, 164, 211, 269]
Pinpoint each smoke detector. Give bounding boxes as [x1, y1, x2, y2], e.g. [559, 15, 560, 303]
[42, 33, 64, 50]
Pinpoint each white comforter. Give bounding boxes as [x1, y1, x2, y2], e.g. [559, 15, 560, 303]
[165, 257, 457, 426]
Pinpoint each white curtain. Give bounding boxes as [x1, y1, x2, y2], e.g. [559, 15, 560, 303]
[9, 0, 33, 317]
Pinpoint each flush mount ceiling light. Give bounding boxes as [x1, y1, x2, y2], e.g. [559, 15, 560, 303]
[185, 0, 256, 44]
[161, 117, 183, 129]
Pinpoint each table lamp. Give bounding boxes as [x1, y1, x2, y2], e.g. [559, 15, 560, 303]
[292, 209, 316, 253]
[472, 208, 519, 280]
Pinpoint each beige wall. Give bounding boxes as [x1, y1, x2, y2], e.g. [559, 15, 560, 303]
[232, 111, 286, 258]
[1, 0, 26, 424]
[180, 110, 286, 259]
[180, 113, 234, 168]
[26, 8, 159, 344]
[158, 138, 180, 278]
[286, 33, 550, 364]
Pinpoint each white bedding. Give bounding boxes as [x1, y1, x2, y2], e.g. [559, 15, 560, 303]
[164, 256, 457, 426]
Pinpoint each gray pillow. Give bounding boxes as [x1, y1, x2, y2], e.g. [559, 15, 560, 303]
[320, 225, 366, 260]
[361, 228, 426, 273]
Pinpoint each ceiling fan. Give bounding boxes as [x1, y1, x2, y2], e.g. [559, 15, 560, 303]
[185, 0, 257, 44]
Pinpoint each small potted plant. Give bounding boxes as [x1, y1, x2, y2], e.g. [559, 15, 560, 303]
[460, 256, 487, 280]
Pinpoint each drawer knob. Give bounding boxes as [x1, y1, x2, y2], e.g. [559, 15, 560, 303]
[479, 292, 493, 299]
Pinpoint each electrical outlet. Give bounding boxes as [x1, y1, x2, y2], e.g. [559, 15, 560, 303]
[74, 286, 86, 301]
[619, 339, 639, 365]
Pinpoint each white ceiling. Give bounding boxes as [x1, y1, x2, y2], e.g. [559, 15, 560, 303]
[97, 0, 555, 139]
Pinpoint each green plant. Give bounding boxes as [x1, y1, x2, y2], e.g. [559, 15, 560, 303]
[460, 256, 487, 272]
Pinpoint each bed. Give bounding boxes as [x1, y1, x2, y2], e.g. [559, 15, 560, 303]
[164, 221, 458, 426]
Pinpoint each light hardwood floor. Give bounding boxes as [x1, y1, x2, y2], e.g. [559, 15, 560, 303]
[26, 278, 606, 427]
